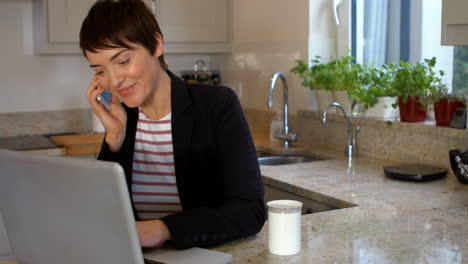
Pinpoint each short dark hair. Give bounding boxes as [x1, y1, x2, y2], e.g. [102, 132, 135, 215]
[79, 0, 167, 69]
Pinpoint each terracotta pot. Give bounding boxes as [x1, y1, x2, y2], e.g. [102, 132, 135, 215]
[434, 99, 465, 127]
[398, 96, 427, 122]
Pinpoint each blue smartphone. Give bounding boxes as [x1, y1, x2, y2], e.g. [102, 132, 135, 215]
[96, 89, 112, 111]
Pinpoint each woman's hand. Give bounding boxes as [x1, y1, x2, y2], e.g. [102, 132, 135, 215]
[86, 77, 127, 152]
[136, 219, 171, 248]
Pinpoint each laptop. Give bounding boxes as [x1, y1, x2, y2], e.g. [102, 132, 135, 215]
[0, 149, 232, 264]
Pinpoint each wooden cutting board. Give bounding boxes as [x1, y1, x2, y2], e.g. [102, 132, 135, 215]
[0, 260, 16, 264]
[50, 133, 104, 156]
[0, 260, 17, 264]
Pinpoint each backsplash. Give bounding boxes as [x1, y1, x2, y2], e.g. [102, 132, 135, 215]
[4, 106, 467, 171]
[0, 109, 92, 137]
[244, 108, 468, 170]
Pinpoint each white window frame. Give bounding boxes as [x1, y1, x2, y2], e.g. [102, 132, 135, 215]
[336, 0, 352, 58]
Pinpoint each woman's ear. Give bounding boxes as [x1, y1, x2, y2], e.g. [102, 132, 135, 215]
[153, 32, 164, 57]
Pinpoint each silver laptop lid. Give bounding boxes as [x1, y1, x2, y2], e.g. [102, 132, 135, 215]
[0, 150, 144, 264]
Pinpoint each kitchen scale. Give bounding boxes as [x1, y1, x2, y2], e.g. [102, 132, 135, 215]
[383, 164, 447, 182]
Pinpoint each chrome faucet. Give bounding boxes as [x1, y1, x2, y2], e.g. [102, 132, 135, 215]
[267, 72, 297, 148]
[322, 102, 360, 157]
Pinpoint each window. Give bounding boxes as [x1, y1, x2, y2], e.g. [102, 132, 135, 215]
[453, 46, 468, 95]
[351, 0, 467, 96]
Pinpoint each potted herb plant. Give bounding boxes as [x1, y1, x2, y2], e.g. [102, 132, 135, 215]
[292, 55, 359, 113]
[348, 64, 399, 119]
[328, 55, 359, 112]
[390, 57, 443, 123]
[430, 86, 466, 127]
[291, 56, 335, 113]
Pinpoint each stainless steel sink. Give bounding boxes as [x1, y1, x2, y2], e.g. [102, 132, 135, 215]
[257, 151, 323, 166]
[256, 151, 278, 157]
[258, 156, 321, 165]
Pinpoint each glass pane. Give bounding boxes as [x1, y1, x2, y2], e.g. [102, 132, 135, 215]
[353, 0, 466, 97]
[453, 46, 468, 96]
[352, 0, 400, 66]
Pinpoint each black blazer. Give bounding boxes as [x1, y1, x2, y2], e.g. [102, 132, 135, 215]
[98, 71, 266, 249]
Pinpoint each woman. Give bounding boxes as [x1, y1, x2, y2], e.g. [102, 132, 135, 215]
[79, 0, 265, 250]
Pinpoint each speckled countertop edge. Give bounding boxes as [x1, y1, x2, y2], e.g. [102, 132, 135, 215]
[213, 137, 468, 263]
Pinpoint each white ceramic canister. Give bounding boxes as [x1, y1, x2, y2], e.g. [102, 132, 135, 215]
[333, 90, 354, 114]
[365, 96, 399, 120]
[315, 89, 335, 114]
[267, 200, 303, 256]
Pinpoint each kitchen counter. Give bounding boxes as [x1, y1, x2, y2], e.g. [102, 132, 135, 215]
[0, 135, 59, 151]
[1, 137, 467, 264]
[0, 133, 104, 156]
[212, 138, 468, 263]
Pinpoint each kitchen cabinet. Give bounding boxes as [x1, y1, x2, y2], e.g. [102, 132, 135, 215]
[33, 0, 95, 54]
[154, 0, 230, 53]
[441, 0, 468, 45]
[33, 0, 230, 54]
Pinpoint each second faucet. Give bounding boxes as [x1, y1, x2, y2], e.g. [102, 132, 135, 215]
[323, 102, 360, 157]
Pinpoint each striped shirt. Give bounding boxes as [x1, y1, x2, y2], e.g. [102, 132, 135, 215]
[131, 110, 182, 220]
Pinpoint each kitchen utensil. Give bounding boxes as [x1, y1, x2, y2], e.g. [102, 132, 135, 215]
[180, 59, 221, 85]
[383, 163, 447, 182]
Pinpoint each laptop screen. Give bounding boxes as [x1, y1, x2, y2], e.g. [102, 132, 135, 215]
[0, 150, 232, 264]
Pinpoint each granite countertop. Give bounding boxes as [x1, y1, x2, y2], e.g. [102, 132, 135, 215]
[0, 133, 104, 156]
[213, 138, 468, 263]
[1, 136, 467, 263]
[0, 135, 58, 151]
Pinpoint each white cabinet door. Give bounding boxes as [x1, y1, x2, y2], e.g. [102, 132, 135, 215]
[47, 0, 96, 43]
[33, 0, 93, 54]
[153, 0, 230, 53]
[34, 0, 230, 54]
[441, 0, 468, 45]
[336, 0, 351, 57]
[154, 0, 228, 43]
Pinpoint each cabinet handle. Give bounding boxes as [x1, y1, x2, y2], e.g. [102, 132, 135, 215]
[333, 0, 342, 26]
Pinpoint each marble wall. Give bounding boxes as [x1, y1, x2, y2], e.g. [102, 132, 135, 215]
[0, 109, 92, 137]
[211, 0, 314, 115]
[4, 106, 466, 172]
